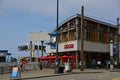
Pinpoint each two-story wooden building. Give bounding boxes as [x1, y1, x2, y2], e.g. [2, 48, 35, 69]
[46, 14, 117, 68]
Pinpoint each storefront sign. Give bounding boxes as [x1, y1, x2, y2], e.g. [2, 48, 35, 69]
[64, 44, 74, 49]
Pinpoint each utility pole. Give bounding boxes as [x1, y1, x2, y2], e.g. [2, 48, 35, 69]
[117, 17, 120, 63]
[80, 6, 84, 71]
[55, 0, 59, 74]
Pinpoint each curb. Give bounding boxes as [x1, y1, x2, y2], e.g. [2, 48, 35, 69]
[109, 69, 120, 72]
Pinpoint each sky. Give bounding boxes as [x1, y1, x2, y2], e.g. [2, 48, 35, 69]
[0, 0, 120, 58]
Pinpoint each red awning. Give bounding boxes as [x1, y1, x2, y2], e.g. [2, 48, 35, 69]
[69, 55, 75, 58]
[38, 56, 48, 60]
[48, 55, 62, 59]
[62, 55, 75, 59]
[50, 55, 56, 59]
[62, 55, 69, 58]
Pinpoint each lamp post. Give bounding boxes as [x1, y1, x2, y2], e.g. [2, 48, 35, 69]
[55, 0, 59, 74]
[110, 40, 114, 70]
[117, 17, 120, 64]
[41, 41, 44, 56]
[30, 41, 32, 62]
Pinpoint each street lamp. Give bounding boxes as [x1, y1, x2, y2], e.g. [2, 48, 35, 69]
[117, 17, 120, 64]
[110, 40, 114, 70]
[55, 0, 59, 74]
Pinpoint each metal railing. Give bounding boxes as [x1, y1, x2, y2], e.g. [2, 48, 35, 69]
[0, 62, 57, 74]
[0, 62, 77, 75]
[0, 62, 17, 74]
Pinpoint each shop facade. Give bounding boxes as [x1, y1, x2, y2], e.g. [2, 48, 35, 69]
[46, 14, 117, 68]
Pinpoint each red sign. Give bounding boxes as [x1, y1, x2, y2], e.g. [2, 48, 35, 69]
[64, 44, 74, 49]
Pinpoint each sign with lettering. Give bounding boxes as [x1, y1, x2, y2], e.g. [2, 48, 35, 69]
[11, 67, 19, 77]
[64, 44, 74, 49]
[113, 43, 118, 54]
[11, 67, 21, 80]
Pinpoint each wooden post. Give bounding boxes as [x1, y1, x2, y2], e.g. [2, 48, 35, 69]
[80, 6, 85, 71]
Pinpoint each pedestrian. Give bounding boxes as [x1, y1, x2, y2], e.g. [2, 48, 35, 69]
[114, 60, 117, 69]
[92, 59, 96, 69]
[105, 60, 108, 69]
[70, 62, 74, 70]
[97, 60, 101, 68]
[107, 60, 110, 69]
[19, 60, 23, 71]
[39, 59, 43, 70]
[79, 60, 81, 68]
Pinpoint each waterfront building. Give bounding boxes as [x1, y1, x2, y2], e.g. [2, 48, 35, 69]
[46, 14, 117, 68]
[0, 50, 8, 62]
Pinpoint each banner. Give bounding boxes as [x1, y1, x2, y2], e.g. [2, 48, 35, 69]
[50, 32, 56, 49]
[113, 43, 118, 54]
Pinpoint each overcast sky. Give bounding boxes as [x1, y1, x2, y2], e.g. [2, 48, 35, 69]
[0, 0, 120, 58]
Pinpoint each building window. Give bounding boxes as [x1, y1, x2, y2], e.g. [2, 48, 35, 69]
[98, 33, 103, 42]
[66, 33, 69, 41]
[86, 31, 90, 41]
[73, 32, 76, 40]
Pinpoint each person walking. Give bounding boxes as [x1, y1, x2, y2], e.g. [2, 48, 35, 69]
[79, 60, 81, 68]
[39, 59, 43, 70]
[92, 59, 96, 69]
[19, 60, 23, 72]
[97, 60, 101, 68]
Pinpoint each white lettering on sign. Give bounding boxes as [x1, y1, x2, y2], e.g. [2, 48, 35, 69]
[64, 44, 74, 49]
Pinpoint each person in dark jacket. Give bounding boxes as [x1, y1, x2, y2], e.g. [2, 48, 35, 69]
[39, 59, 43, 70]
[92, 59, 96, 69]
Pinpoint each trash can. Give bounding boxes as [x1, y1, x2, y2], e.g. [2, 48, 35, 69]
[59, 66, 64, 73]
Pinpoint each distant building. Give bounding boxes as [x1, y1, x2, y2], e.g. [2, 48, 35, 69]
[0, 50, 8, 62]
[46, 14, 117, 68]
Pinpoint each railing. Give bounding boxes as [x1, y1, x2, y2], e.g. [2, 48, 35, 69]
[0, 62, 56, 74]
[0, 62, 17, 74]
[22, 62, 39, 71]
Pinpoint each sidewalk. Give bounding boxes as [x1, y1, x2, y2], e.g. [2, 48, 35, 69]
[0, 68, 120, 80]
[21, 68, 104, 79]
